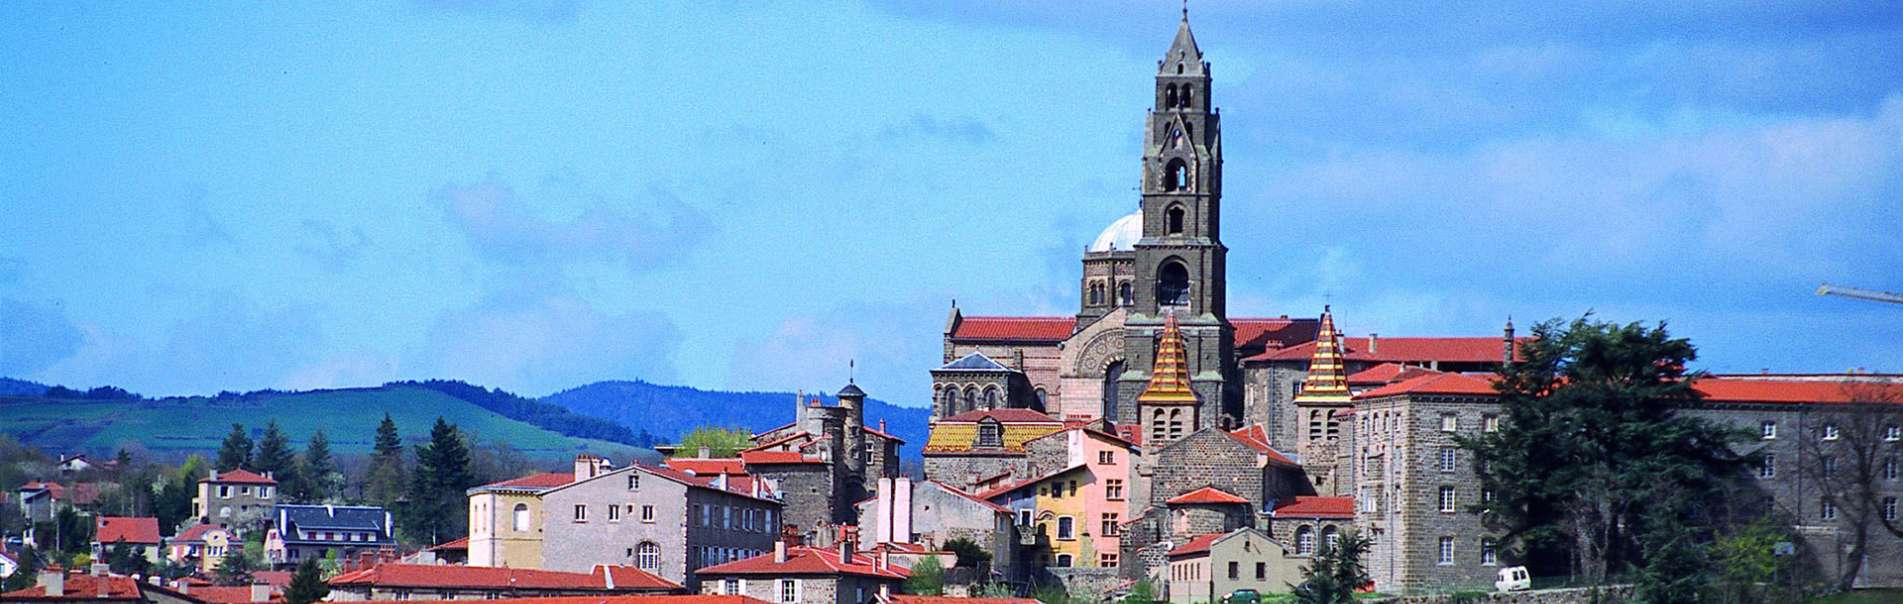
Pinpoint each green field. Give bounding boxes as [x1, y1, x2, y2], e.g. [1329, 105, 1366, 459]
[0, 386, 646, 460]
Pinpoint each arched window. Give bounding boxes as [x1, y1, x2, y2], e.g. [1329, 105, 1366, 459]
[983, 386, 1000, 409]
[1167, 408, 1185, 441]
[1169, 127, 1184, 149]
[1119, 282, 1133, 306]
[1164, 159, 1188, 192]
[1103, 359, 1125, 419]
[1322, 525, 1340, 551]
[1181, 85, 1192, 108]
[1295, 526, 1315, 555]
[963, 386, 978, 413]
[1150, 408, 1167, 443]
[939, 386, 957, 416]
[1034, 388, 1047, 409]
[1176, 62, 1184, 74]
[512, 503, 530, 532]
[636, 541, 661, 570]
[1165, 84, 1177, 108]
[1167, 205, 1185, 234]
[1157, 261, 1190, 307]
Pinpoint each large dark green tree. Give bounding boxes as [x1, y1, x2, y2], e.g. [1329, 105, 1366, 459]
[254, 420, 300, 489]
[1462, 317, 1749, 594]
[216, 423, 253, 471]
[284, 558, 330, 604]
[1290, 528, 1371, 604]
[295, 429, 337, 503]
[364, 414, 407, 508]
[155, 455, 208, 535]
[406, 417, 476, 545]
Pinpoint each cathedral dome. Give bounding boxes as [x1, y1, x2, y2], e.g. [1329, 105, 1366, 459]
[1088, 212, 1142, 253]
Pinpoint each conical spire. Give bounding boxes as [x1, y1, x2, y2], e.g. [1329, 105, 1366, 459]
[1159, 9, 1205, 76]
[1295, 305, 1352, 405]
[1138, 312, 1199, 405]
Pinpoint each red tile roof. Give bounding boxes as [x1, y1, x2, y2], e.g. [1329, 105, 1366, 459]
[1231, 317, 1322, 351]
[698, 547, 909, 580]
[480, 471, 577, 490]
[253, 571, 294, 588]
[634, 465, 779, 502]
[1226, 425, 1298, 467]
[428, 537, 469, 551]
[889, 597, 1039, 604]
[938, 408, 1063, 424]
[180, 585, 282, 604]
[95, 516, 161, 544]
[329, 562, 680, 592]
[1167, 486, 1250, 506]
[1346, 363, 1443, 386]
[666, 458, 750, 475]
[1273, 496, 1355, 519]
[174, 523, 225, 542]
[203, 469, 277, 485]
[347, 597, 761, 604]
[925, 480, 1010, 514]
[738, 451, 826, 465]
[1167, 533, 1226, 557]
[949, 317, 1076, 341]
[1357, 373, 1499, 399]
[1247, 336, 1518, 364]
[2, 573, 144, 601]
[1694, 378, 1903, 405]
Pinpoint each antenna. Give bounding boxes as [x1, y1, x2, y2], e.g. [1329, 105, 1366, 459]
[849, 359, 856, 384]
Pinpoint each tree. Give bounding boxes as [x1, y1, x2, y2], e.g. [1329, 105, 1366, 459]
[105, 540, 152, 577]
[1711, 516, 1788, 604]
[1796, 381, 1903, 592]
[283, 558, 330, 604]
[216, 423, 253, 471]
[1122, 579, 1158, 604]
[1, 545, 41, 592]
[942, 537, 991, 568]
[364, 414, 407, 508]
[214, 550, 258, 586]
[407, 417, 476, 545]
[903, 555, 946, 595]
[155, 455, 208, 534]
[1290, 527, 1371, 604]
[297, 429, 337, 503]
[671, 427, 753, 458]
[1462, 317, 1748, 584]
[254, 420, 299, 490]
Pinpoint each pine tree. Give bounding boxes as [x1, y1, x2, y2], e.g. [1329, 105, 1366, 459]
[406, 417, 475, 544]
[299, 429, 336, 503]
[214, 550, 257, 586]
[216, 424, 253, 471]
[903, 555, 945, 595]
[1, 545, 40, 592]
[283, 558, 330, 604]
[254, 420, 299, 488]
[364, 414, 407, 508]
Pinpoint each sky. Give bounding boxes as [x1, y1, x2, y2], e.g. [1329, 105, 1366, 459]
[2, 1, 1900, 404]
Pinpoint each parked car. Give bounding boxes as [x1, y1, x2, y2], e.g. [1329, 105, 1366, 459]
[1495, 566, 1532, 592]
[1223, 589, 1261, 604]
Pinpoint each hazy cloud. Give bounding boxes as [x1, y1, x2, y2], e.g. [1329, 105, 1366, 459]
[416, 291, 683, 396]
[439, 178, 712, 273]
[877, 115, 998, 145]
[295, 219, 371, 271]
[729, 298, 950, 403]
[0, 298, 86, 377]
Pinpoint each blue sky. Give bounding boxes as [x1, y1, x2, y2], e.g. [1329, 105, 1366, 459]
[2, 1, 1899, 403]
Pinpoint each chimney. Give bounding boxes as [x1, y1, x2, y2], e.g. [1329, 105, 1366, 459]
[1367, 333, 1378, 355]
[91, 562, 109, 576]
[40, 570, 64, 597]
[878, 547, 890, 571]
[1502, 317, 1516, 365]
[250, 583, 271, 602]
[599, 564, 616, 590]
[773, 539, 788, 564]
[263, 471, 273, 480]
[698, 446, 711, 459]
[209, 470, 219, 482]
[575, 454, 603, 481]
[838, 526, 855, 559]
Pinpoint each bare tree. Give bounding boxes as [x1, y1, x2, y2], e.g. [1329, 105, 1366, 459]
[1796, 380, 1903, 591]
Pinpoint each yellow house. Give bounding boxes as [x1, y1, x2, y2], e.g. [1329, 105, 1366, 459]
[467, 456, 604, 567]
[1030, 465, 1096, 568]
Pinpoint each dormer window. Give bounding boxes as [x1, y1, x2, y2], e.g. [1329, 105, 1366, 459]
[976, 420, 1003, 448]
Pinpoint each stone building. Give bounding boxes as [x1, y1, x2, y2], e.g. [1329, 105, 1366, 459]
[922, 408, 1066, 492]
[743, 382, 904, 535]
[467, 464, 582, 568]
[1119, 423, 1310, 581]
[193, 469, 276, 527]
[540, 463, 783, 589]
[1161, 528, 1305, 603]
[855, 477, 1016, 571]
[1264, 496, 1355, 559]
[697, 538, 908, 604]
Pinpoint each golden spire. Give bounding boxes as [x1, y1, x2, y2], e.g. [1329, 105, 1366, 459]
[1295, 305, 1353, 405]
[1138, 312, 1199, 405]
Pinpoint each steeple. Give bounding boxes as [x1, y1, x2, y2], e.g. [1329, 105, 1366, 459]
[1295, 306, 1352, 405]
[1160, 9, 1205, 76]
[1138, 312, 1198, 405]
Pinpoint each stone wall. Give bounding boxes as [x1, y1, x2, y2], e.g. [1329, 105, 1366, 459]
[1149, 429, 1265, 511]
[924, 454, 1030, 492]
[1046, 567, 1124, 601]
[1366, 585, 1633, 604]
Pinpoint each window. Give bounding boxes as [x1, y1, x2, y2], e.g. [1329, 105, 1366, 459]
[1295, 526, 1315, 555]
[608, 505, 622, 522]
[220, 506, 231, 518]
[1483, 415, 1499, 433]
[977, 421, 1003, 448]
[1822, 499, 1838, 521]
[1824, 423, 1840, 441]
[1438, 537, 1455, 565]
[778, 579, 798, 604]
[1885, 457, 1898, 481]
[1482, 489, 1496, 505]
[1323, 525, 1340, 551]
[628, 474, 640, 490]
[1760, 454, 1776, 479]
[1018, 509, 1032, 527]
[1761, 421, 1777, 439]
[1886, 425, 1901, 442]
[724, 579, 740, 596]
[1157, 262, 1190, 307]
[1440, 414, 1458, 432]
[1884, 497, 1898, 522]
[1439, 448, 1457, 472]
[1099, 451, 1116, 465]
[1055, 554, 1073, 567]
[1166, 206, 1185, 234]
[1439, 487, 1457, 513]
[1102, 513, 1120, 537]
[642, 505, 655, 523]
[984, 387, 1000, 409]
[1057, 516, 1075, 540]
[1822, 456, 1837, 478]
[1256, 562, 1266, 580]
[1164, 160, 1188, 192]
[1482, 538, 1498, 566]
[1101, 553, 1119, 568]
[241, 486, 251, 496]
[1119, 282, 1133, 306]
[1228, 561, 1239, 579]
[219, 485, 231, 498]
[1164, 84, 1177, 108]
[1106, 479, 1125, 500]
[573, 504, 587, 522]
[700, 505, 711, 527]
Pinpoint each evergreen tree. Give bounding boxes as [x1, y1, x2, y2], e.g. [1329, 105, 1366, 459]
[298, 429, 336, 503]
[155, 455, 208, 534]
[1290, 528, 1371, 604]
[284, 558, 330, 604]
[406, 417, 475, 545]
[903, 555, 945, 595]
[216, 423, 253, 471]
[254, 420, 299, 488]
[1, 545, 40, 592]
[214, 550, 257, 586]
[364, 414, 407, 508]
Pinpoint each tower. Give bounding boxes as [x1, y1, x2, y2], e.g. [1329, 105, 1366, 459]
[1138, 312, 1198, 447]
[1117, 12, 1234, 427]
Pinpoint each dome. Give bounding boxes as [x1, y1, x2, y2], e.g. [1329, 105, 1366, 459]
[1088, 212, 1142, 253]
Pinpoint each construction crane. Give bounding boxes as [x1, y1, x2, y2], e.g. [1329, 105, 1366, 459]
[1817, 283, 1903, 305]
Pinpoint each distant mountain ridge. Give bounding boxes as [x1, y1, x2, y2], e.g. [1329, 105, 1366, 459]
[541, 380, 930, 457]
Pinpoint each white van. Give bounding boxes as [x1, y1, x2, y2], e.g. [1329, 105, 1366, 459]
[1495, 566, 1532, 592]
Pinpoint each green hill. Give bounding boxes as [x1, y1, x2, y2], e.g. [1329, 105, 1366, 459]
[0, 385, 646, 460]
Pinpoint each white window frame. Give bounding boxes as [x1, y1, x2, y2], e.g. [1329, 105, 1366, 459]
[1439, 486, 1457, 513]
[778, 579, 799, 604]
[1441, 415, 1458, 432]
[1437, 537, 1455, 566]
[1884, 497, 1898, 522]
[1760, 454, 1776, 479]
[1885, 425, 1901, 442]
[1483, 415, 1499, 433]
[1822, 499, 1838, 521]
[573, 504, 587, 522]
[642, 505, 656, 523]
[1824, 423, 1840, 441]
[1761, 421, 1777, 440]
[1056, 515, 1075, 540]
[1481, 538, 1498, 566]
[1439, 448, 1457, 473]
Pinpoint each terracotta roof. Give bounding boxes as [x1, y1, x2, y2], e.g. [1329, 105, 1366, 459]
[1346, 363, 1442, 386]
[698, 547, 909, 579]
[665, 458, 749, 475]
[173, 523, 226, 542]
[889, 597, 1039, 604]
[1167, 533, 1226, 557]
[253, 572, 294, 588]
[1231, 317, 1322, 351]
[1357, 373, 1499, 399]
[202, 469, 277, 485]
[2, 573, 144, 601]
[329, 562, 679, 592]
[1226, 425, 1298, 467]
[182, 585, 282, 604]
[975, 464, 1087, 501]
[342, 596, 762, 604]
[1246, 336, 1519, 364]
[1694, 378, 1903, 405]
[95, 516, 161, 544]
[479, 471, 577, 490]
[1167, 486, 1251, 506]
[1273, 496, 1355, 519]
[949, 317, 1076, 341]
[633, 465, 779, 502]
[428, 537, 468, 551]
[937, 408, 1061, 424]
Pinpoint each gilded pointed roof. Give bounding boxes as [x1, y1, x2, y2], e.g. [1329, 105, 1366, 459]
[1295, 306, 1353, 405]
[1139, 313, 1199, 405]
[1160, 10, 1205, 76]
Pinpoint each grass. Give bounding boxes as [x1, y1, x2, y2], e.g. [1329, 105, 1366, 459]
[1806, 589, 1903, 604]
[0, 386, 646, 460]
